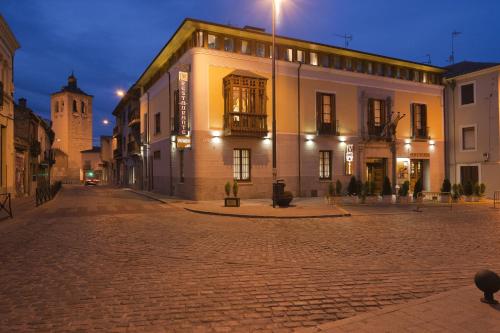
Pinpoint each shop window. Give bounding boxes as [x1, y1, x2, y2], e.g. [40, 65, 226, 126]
[461, 83, 475, 105]
[310, 52, 318, 66]
[297, 50, 305, 63]
[154, 113, 161, 135]
[256, 43, 266, 57]
[367, 99, 386, 136]
[462, 126, 476, 150]
[316, 93, 336, 135]
[319, 151, 332, 180]
[411, 104, 428, 139]
[208, 34, 218, 49]
[233, 148, 250, 181]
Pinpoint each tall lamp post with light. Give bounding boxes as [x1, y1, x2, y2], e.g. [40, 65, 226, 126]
[271, 0, 279, 207]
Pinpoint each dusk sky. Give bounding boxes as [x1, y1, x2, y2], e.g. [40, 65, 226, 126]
[2, 0, 500, 144]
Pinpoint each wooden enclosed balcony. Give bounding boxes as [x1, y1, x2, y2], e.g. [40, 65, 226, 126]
[128, 109, 140, 127]
[224, 112, 268, 137]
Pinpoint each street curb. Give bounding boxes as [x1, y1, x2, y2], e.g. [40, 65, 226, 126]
[184, 207, 351, 219]
[126, 189, 171, 204]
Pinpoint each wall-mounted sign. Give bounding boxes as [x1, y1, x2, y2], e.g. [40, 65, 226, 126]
[345, 144, 354, 175]
[410, 153, 430, 159]
[178, 71, 189, 136]
[176, 136, 191, 150]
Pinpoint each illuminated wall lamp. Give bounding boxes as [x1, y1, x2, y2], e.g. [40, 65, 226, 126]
[428, 139, 436, 146]
[305, 135, 315, 142]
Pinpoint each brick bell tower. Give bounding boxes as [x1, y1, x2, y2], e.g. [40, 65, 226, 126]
[51, 73, 93, 182]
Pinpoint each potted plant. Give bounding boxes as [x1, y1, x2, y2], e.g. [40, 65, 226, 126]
[463, 181, 474, 202]
[326, 182, 335, 205]
[473, 183, 482, 202]
[335, 179, 343, 196]
[480, 183, 486, 197]
[224, 181, 240, 207]
[277, 191, 293, 207]
[413, 178, 423, 202]
[381, 176, 393, 203]
[357, 180, 365, 204]
[344, 176, 358, 204]
[440, 179, 452, 203]
[451, 183, 462, 202]
[398, 181, 410, 204]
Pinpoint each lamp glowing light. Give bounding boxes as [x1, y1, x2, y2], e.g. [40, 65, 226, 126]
[102, 119, 109, 125]
[428, 139, 435, 146]
[116, 89, 125, 97]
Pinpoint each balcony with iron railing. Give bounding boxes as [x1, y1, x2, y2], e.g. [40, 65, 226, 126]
[223, 112, 268, 137]
[317, 120, 340, 136]
[127, 141, 140, 155]
[412, 126, 430, 140]
[128, 108, 140, 127]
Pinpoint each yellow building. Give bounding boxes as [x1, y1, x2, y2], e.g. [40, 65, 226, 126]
[123, 19, 446, 200]
[0, 14, 20, 194]
[51, 74, 93, 183]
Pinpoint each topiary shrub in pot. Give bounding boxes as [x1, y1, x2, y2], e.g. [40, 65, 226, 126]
[347, 176, 357, 196]
[335, 179, 343, 196]
[451, 183, 462, 202]
[398, 181, 410, 204]
[413, 178, 423, 202]
[277, 191, 293, 207]
[473, 183, 481, 202]
[480, 183, 486, 197]
[224, 181, 240, 207]
[463, 181, 474, 202]
[440, 179, 452, 203]
[381, 176, 393, 203]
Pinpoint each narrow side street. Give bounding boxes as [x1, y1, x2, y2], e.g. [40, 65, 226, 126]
[1, 185, 499, 332]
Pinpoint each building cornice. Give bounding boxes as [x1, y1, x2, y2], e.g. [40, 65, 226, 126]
[0, 14, 20, 53]
[444, 64, 500, 82]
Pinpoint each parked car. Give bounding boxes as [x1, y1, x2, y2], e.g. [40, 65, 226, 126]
[85, 178, 99, 186]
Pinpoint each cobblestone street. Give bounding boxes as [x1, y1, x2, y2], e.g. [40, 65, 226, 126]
[1, 185, 499, 332]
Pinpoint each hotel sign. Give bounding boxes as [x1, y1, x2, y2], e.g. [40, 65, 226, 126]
[345, 144, 354, 175]
[176, 136, 191, 149]
[178, 71, 189, 136]
[410, 153, 430, 159]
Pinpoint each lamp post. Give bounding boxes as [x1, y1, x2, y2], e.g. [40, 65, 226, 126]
[271, 0, 278, 206]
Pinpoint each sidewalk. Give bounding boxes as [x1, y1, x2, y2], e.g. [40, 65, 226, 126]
[296, 285, 500, 333]
[126, 189, 351, 218]
[0, 194, 36, 221]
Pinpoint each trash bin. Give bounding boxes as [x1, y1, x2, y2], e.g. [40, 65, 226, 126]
[273, 180, 285, 207]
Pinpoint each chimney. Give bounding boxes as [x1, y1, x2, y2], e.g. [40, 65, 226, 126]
[18, 98, 27, 108]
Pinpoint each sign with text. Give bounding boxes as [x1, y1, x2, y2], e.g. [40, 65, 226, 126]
[410, 152, 430, 159]
[345, 144, 354, 175]
[178, 71, 189, 136]
[176, 135, 191, 150]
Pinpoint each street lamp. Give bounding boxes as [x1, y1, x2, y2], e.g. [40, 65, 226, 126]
[102, 119, 110, 126]
[116, 89, 125, 97]
[271, 0, 280, 207]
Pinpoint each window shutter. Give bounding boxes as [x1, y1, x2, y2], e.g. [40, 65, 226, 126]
[410, 104, 415, 137]
[380, 99, 386, 125]
[331, 94, 336, 133]
[367, 98, 374, 129]
[421, 105, 427, 136]
[0, 81, 3, 107]
[316, 93, 322, 132]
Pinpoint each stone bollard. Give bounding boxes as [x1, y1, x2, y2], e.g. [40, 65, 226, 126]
[474, 269, 500, 304]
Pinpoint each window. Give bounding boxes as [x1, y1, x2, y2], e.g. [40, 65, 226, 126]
[179, 150, 184, 183]
[154, 113, 161, 134]
[256, 43, 266, 57]
[297, 50, 305, 63]
[411, 104, 427, 139]
[462, 126, 476, 150]
[81, 101, 85, 113]
[196, 31, 204, 47]
[84, 160, 91, 170]
[321, 54, 330, 68]
[233, 149, 250, 181]
[366, 62, 373, 74]
[422, 72, 428, 83]
[461, 83, 475, 105]
[284, 48, 293, 62]
[376, 63, 384, 76]
[368, 99, 386, 136]
[316, 93, 336, 134]
[208, 34, 218, 49]
[153, 150, 161, 160]
[355, 60, 363, 72]
[72, 100, 77, 113]
[345, 58, 353, 71]
[385, 65, 393, 77]
[241, 40, 251, 55]
[319, 151, 332, 180]
[224, 37, 234, 52]
[310, 52, 318, 66]
[333, 56, 341, 69]
[54, 101, 59, 113]
[413, 71, 421, 82]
